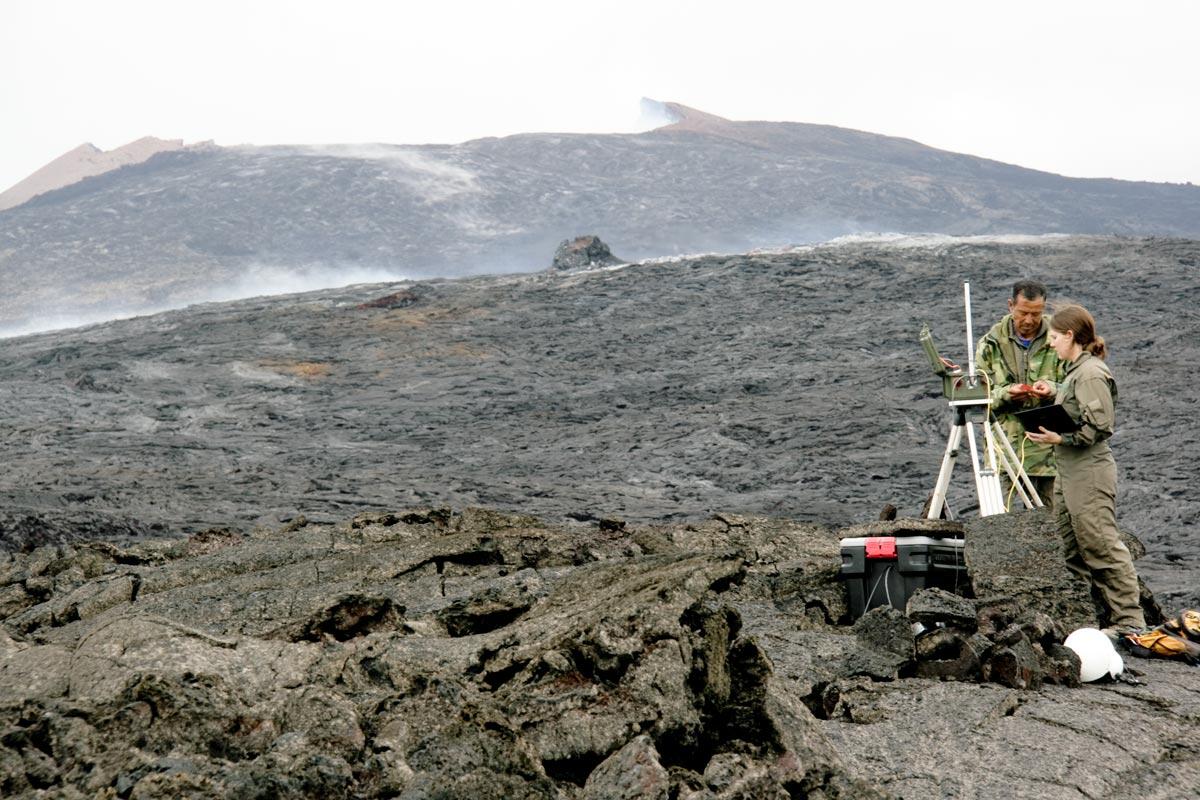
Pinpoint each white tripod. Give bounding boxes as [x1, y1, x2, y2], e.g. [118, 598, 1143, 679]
[921, 281, 1043, 520]
[926, 397, 1043, 519]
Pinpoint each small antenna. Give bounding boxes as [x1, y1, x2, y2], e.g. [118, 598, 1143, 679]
[964, 281, 976, 379]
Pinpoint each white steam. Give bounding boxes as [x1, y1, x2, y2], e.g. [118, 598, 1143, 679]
[636, 98, 682, 131]
[803, 232, 1077, 250]
[292, 144, 481, 201]
[0, 263, 410, 340]
[195, 263, 408, 304]
[0, 309, 150, 340]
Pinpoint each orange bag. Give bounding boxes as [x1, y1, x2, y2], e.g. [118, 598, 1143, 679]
[1125, 610, 1200, 664]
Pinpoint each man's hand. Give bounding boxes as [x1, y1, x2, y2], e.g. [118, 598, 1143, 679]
[1010, 383, 1035, 401]
[1012, 381, 1055, 402]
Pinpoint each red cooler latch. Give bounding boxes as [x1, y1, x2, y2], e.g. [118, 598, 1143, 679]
[864, 537, 897, 559]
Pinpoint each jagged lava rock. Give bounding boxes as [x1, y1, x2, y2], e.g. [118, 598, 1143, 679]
[965, 509, 1162, 630]
[551, 235, 621, 271]
[0, 509, 871, 798]
[2, 507, 1197, 799]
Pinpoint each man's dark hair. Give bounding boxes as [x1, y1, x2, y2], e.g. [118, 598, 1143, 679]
[1011, 280, 1047, 302]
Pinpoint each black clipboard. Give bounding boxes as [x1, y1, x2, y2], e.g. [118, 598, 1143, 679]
[1012, 403, 1081, 433]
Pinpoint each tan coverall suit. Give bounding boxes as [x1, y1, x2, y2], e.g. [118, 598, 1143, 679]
[1053, 352, 1145, 630]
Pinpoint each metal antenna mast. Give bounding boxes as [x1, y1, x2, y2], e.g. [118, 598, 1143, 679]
[964, 282, 977, 378]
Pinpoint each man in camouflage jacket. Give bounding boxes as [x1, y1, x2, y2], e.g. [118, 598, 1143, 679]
[975, 280, 1064, 508]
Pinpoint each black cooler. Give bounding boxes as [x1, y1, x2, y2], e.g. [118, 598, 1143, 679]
[840, 535, 967, 619]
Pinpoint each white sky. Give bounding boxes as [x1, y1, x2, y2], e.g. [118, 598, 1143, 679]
[2, 0, 1198, 194]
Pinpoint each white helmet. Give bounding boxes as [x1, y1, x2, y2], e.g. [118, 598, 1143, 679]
[1064, 628, 1123, 682]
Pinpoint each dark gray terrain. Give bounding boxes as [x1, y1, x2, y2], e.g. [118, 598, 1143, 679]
[3, 103, 1200, 333]
[0, 234, 1196, 610]
[2, 501, 1197, 799]
[2, 234, 1199, 799]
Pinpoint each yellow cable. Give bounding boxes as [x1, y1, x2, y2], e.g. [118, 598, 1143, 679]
[1008, 435, 1027, 510]
[991, 386, 1025, 512]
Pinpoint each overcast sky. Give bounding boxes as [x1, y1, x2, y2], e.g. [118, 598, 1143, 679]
[3, 0, 1198, 194]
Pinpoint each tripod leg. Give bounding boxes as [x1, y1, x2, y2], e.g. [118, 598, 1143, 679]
[990, 421, 1043, 508]
[927, 421, 964, 520]
[966, 421, 1005, 516]
[984, 420, 1026, 511]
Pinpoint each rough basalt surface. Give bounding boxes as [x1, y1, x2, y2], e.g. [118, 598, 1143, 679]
[2, 508, 1197, 799]
[0, 235, 1195, 611]
[2, 235, 1198, 797]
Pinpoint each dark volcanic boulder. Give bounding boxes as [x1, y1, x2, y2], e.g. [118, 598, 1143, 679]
[551, 235, 621, 271]
[965, 509, 1162, 630]
[1, 507, 1196, 800]
[0, 509, 864, 799]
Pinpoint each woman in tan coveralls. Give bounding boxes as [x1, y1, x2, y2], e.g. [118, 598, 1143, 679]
[1027, 305, 1146, 636]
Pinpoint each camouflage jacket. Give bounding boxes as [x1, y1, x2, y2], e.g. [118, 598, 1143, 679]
[975, 314, 1065, 476]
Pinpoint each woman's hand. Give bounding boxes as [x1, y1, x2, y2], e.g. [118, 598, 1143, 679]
[1026, 426, 1062, 445]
